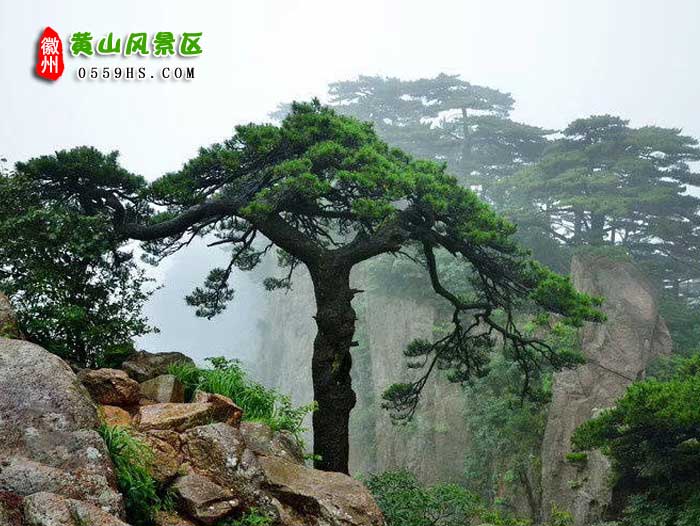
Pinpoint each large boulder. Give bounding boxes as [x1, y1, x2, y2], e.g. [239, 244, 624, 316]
[180, 423, 383, 526]
[181, 423, 267, 507]
[122, 351, 194, 382]
[259, 456, 384, 526]
[23, 491, 130, 526]
[0, 293, 21, 339]
[135, 402, 237, 432]
[172, 473, 240, 524]
[140, 374, 186, 403]
[0, 338, 124, 515]
[539, 254, 672, 525]
[240, 421, 304, 465]
[78, 368, 141, 406]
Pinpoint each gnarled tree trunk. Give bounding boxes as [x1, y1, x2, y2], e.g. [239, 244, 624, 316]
[309, 264, 358, 473]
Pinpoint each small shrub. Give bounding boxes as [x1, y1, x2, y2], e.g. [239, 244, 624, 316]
[364, 470, 482, 526]
[99, 424, 169, 526]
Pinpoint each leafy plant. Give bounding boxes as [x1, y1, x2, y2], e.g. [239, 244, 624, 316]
[565, 452, 588, 467]
[364, 470, 481, 526]
[98, 424, 169, 526]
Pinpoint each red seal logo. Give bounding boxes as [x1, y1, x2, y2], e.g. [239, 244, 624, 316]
[36, 27, 64, 81]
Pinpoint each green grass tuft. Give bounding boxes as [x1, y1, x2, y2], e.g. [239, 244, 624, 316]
[168, 357, 316, 445]
[98, 424, 171, 526]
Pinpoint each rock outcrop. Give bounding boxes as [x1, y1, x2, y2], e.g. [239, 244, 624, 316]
[539, 254, 672, 525]
[0, 297, 384, 526]
[0, 337, 124, 516]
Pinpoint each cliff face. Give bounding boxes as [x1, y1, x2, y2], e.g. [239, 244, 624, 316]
[255, 265, 469, 483]
[539, 254, 672, 525]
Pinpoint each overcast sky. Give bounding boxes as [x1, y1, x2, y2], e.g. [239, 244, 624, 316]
[2, 0, 699, 362]
[3, 1, 700, 178]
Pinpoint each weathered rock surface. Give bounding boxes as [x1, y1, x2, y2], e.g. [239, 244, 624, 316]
[78, 368, 141, 406]
[141, 374, 186, 403]
[193, 391, 244, 427]
[172, 473, 240, 524]
[133, 431, 183, 483]
[177, 422, 383, 526]
[135, 402, 235, 432]
[540, 254, 672, 525]
[240, 421, 304, 464]
[122, 351, 194, 382]
[0, 490, 24, 526]
[181, 423, 266, 506]
[0, 293, 21, 339]
[0, 338, 123, 515]
[260, 456, 384, 526]
[23, 491, 129, 526]
[100, 405, 134, 427]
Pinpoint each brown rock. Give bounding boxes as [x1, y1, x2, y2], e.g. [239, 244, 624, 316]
[78, 368, 141, 406]
[240, 421, 304, 464]
[122, 350, 195, 382]
[100, 405, 133, 427]
[181, 423, 278, 519]
[147, 429, 183, 452]
[0, 491, 23, 526]
[22, 491, 129, 526]
[193, 390, 244, 427]
[140, 374, 186, 403]
[181, 423, 279, 520]
[182, 423, 265, 489]
[172, 473, 240, 524]
[135, 402, 235, 432]
[0, 293, 21, 339]
[0, 338, 123, 514]
[259, 456, 384, 526]
[134, 431, 182, 483]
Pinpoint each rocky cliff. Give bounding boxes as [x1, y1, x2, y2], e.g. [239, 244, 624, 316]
[255, 265, 470, 483]
[539, 253, 672, 525]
